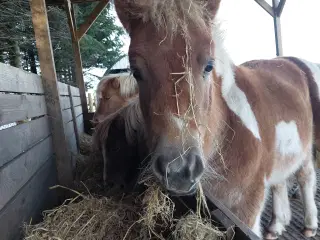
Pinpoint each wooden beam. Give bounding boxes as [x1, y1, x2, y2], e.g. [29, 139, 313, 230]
[66, 0, 76, 40]
[65, 0, 89, 119]
[29, 0, 74, 188]
[206, 192, 260, 240]
[272, 0, 283, 56]
[253, 0, 274, 17]
[77, 0, 110, 40]
[276, 0, 286, 17]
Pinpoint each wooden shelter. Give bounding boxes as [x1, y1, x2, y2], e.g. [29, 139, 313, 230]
[0, 0, 287, 239]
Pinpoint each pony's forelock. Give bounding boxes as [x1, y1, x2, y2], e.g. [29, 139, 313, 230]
[123, 0, 214, 38]
[97, 74, 138, 99]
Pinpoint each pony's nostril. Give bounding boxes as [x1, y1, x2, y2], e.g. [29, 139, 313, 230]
[193, 155, 204, 177]
[154, 155, 167, 177]
[187, 154, 204, 179]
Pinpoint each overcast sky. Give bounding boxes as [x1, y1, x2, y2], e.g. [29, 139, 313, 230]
[87, 0, 320, 91]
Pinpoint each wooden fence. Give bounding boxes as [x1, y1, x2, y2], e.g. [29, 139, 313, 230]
[0, 63, 84, 239]
[58, 82, 84, 167]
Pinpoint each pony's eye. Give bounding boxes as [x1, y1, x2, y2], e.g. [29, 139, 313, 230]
[204, 59, 215, 73]
[104, 96, 111, 100]
[132, 68, 143, 81]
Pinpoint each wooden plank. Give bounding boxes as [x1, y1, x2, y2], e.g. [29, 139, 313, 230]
[74, 105, 83, 117]
[72, 96, 81, 107]
[254, 0, 274, 16]
[206, 193, 260, 240]
[68, 85, 80, 152]
[67, 134, 78, 154]
[0, 94, 47, 125]
[64, 120, 75, 138]
[65, 1, 89, 119]
[62, 108, 73, 123]
[0, 116, 50, 168]
[76, 0, 110, 40]
[69, 85, 80, 96]
[0, 158, 57, 240]
[76, 114, 84, 134]
[211, 209, 235, 229]
[60, 96, 71, 110]
[58, 81, 69, 96]
[30, 0, 73, 189]
[211, 209, 235, 240]
[0, 137, 53, 210]
[0, 62, 44, 94]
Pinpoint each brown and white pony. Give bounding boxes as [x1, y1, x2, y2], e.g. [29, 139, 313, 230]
[92, 73, 138, 125]
[112, 0, 320, 239]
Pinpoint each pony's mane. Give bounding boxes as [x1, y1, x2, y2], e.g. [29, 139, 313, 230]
[125, 0, 213, 37]
[92, 98, 145, 151]
[97, 73, 138, 98]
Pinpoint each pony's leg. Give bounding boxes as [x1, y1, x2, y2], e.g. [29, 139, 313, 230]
[265, 182, 291, 239]
[231, 185, 267, 239]
[295, 153, 318, 237]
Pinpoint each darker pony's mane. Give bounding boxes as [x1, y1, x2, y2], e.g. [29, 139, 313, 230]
[92, 99, 145, 151]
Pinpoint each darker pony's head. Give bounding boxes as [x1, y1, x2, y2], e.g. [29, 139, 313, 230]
[92, 74, 138, 126]
[115, 0, 221, 196]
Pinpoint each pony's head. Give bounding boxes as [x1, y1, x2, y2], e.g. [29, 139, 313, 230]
[115, 0, 222, 195]
[92, 73, 138, 125]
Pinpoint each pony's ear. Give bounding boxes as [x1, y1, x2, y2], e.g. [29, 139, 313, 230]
[111, 78, 120, 89]
[206, 0, 221, 18]
[114, 0, 131, 33]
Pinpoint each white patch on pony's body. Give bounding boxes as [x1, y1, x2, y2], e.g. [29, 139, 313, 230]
[267, 120, 304, 185]
[275, 120, 303, 156]
[212, 22, 261, 141]
[297, 58, 320, 99]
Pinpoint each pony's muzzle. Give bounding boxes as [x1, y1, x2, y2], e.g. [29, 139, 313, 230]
[152, 149, 204, 196]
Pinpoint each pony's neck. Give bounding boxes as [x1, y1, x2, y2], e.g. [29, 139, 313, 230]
[211, 21, 261, 141]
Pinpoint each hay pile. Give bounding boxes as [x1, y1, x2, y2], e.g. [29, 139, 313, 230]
[24, 134, 227, 240]
[79, 133, 93, 155]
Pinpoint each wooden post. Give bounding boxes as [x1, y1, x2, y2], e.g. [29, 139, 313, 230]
[272, 0, 283, 56]
[30, 0, 73, 188]
[68, 85, 80, 151]
[254, 0, 285, 57]
[65, 0, 89, 121]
